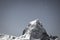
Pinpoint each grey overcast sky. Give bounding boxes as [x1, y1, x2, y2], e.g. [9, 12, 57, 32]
[0, 0, 60, 37]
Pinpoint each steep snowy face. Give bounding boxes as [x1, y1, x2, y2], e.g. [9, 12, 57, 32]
[28, 19, 46, 32]
[28, 19, 42, 29]
[29, 19, 40, 25]
[27, 19, 47, 39]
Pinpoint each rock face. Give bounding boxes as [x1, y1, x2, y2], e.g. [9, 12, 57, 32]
[0, 19, 58, 40]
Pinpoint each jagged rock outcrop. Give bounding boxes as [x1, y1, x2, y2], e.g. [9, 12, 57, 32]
[0, 19, 58, 40]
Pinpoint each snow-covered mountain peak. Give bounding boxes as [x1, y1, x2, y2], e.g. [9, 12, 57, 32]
[0, 19, 59, 40]
[29, 19, 40, 25]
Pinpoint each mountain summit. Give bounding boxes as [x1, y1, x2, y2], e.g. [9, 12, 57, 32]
[29, 19, 40, 25]
[22, 19, 50, 40]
